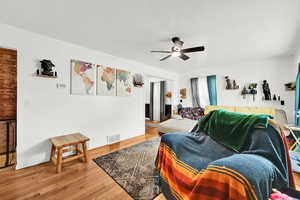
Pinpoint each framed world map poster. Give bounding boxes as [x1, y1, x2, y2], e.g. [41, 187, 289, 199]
[116, 69, 133, 96]
[70, 60, 96, 95]
[96, 65, 116, 96]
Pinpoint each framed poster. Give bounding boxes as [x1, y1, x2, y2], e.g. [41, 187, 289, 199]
[97, 65, 116, 96]
[116, 69, 133, 96]
[70, 60, 96, 95]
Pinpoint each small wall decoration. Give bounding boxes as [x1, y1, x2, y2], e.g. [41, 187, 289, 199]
[180, 88, 187, 99]
[37, 59, 57, 78]
[97, 65, 116, 96]
[225, 76, 239, 89]
[248, 83, 257, 101]
[241, 86, 248, 99]
[133, 73, 144, 87]
[285, 82, 296, 91]
[165, 91, 172, 98]
[262, 80, 271, 100]
[241, 83, 257, 101]
[116, 69, 133, 96]
[70, 60, 96, 95]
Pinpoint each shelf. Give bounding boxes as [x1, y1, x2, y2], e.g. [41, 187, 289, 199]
[37, 74, 57, 79]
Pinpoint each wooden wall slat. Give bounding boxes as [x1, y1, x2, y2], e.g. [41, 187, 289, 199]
[0, 48, 17, 120]
[0, 48, 17, 168]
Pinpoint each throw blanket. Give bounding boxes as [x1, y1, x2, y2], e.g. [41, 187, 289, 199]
[198, 109, 271, 152]
[156, 126, 290, 200]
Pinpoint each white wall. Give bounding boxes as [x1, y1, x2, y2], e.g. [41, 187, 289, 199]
[0, 23, 178, 169]
[177, 57, 296, 123]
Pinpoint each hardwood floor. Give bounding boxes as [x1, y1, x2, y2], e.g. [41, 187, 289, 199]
[0, 126, 164, 200]
[0, 125, 299, 200]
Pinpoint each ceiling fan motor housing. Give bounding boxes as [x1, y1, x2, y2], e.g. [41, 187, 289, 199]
[172, 37, 184, 48]
[172, 46, 181, 52]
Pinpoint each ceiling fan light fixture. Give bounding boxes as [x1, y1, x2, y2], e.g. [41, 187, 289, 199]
[171, 51, 181, 57]
[150, 37, 205, 61]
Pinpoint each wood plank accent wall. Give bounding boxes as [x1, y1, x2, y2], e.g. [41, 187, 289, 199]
[0, 48, 17, 168]
[0, 48, 17, 120]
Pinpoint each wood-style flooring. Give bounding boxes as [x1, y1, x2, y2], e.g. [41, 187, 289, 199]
[0, 126, 299, 200]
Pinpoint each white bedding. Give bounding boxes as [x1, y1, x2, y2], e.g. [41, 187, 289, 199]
[158, 118, 198, 134]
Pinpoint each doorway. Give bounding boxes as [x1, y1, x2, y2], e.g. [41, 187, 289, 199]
[0, 48, 17, 169]
[145, 75, 173, 127]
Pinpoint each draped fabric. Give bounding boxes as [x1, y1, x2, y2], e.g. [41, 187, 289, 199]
[207, 75, 217, 105]
[296, 63, 300, 126]
[160, 81, 166, 122]
[150, 82, 154, 120]
[198, 77, 210, 108]
[156, 125, 291, 200]
[190, 78, 200, 107]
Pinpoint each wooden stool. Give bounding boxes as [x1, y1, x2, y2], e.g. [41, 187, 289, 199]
[50, 133, 90, 173]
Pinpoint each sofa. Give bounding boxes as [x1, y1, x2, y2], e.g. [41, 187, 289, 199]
[204, 106, 288, 125]
[157, 106, 288, 135]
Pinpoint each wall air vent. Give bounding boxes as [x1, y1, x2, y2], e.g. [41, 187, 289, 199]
[107, 134, 120, 144]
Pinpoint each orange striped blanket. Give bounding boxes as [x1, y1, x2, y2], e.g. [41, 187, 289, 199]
[156, 142, 258, 200]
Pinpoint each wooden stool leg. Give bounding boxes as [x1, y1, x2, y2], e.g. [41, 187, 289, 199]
[50, 144, 55, 162]
[56, 148, 63, 173]
[82, 142, 89, 163]
[75, 144, 80, 155]
[76, 144, 83, 162]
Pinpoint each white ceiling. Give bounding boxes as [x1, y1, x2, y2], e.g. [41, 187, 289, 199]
[0, 0, 300, 74]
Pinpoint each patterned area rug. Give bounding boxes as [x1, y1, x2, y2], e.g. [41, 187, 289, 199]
[94, 137, 161, 200]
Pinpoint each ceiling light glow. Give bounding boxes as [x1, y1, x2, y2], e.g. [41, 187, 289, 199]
[171, 51, 181, 57]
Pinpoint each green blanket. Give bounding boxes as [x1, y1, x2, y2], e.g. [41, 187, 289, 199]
[198, 109, 272, 152]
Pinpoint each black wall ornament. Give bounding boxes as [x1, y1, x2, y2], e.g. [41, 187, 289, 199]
[225, 76, 239, 89]
[225, 76, 232, 89]
[37, 59, 57, 78]
[262, 80, 271, 100]
[284, 82, 296, 91]
[232, 80, 239, 89]
[248, 83, 257, 101]
[241, 86, 248, 99]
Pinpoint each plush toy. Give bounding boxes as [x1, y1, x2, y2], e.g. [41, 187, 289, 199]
[270, 193, 292, 200]
[270, 189, 293, 200]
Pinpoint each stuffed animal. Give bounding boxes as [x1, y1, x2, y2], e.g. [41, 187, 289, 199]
[269, 189, 294, 200]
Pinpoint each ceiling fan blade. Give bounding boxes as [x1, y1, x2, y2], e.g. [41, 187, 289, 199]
[179, 54, 190, 61]
[181, 46, 205, 53]
[160, 55, 171, 61]
[150, 50, 171, 53]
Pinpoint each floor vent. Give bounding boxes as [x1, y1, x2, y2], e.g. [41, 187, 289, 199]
[107, 134, 120, 144]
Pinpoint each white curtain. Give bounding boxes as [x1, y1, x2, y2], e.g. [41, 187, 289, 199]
[198, 76, 210, 108]
[153, 82, 161, 121]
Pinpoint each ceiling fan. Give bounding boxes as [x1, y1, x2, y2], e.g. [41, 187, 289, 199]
[150, 37, 205, 61]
